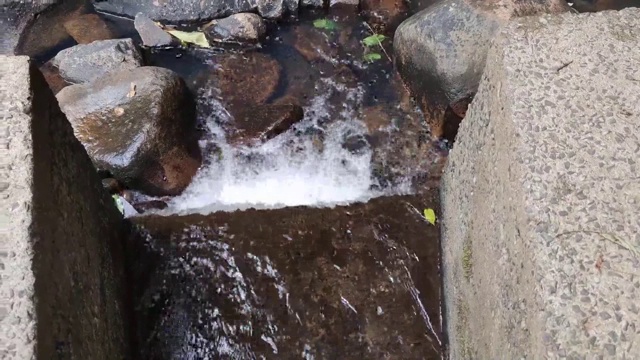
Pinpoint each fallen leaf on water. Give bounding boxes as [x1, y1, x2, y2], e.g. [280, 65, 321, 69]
[313, 18, 337, 31]
[363, 52, 382, 63]
[362, 34, 386, 47]
[166, 30, 210, 48]
[423, 208, 436, 225]
[127, 83, 136, 98]
[114, 107, 125, 116]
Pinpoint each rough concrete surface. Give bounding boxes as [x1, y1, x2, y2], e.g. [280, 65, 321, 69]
[441, 8, 640, 359]
[0, 56, 132, 359]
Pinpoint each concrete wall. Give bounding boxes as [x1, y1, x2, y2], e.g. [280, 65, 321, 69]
[0, 56, 132, 359]
[441, 8, 640, 359]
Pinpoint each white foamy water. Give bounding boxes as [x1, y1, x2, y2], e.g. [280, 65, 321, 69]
[156, 78, 401, 216]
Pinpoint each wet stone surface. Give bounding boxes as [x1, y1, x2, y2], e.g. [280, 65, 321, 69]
[130, 194, 443, 359]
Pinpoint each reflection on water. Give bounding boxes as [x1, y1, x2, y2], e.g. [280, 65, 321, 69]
[131, 195, 444, 359]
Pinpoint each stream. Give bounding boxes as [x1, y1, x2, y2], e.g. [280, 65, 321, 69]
[34, 5, 448, 359]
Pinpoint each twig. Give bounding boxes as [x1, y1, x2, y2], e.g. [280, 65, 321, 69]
[556, 230, 639, 258]
[363, 21, 392, 62]
[555, 60, 573, 73]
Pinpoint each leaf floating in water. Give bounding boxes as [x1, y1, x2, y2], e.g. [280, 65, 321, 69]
[423, 208, 436, 225]
[363, 52, 382, 63]
[112, 194, 124, 214]
[313, 18, 337, 31]
[166, 30, 210, 48]
[362, 34, 386, 47]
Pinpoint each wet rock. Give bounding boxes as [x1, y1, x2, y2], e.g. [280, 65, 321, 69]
[102, 178, 122, 194]
[394, 0, 570, 138]
[130, 195, 443, 359]
[292, 25, 337, 62]
[361, 0, 410, 31]
[360, 105, 392, 134]
[94, 0, 257, 22]
[229, 104, 304, 144]
[63, 13, 115, 44]
[258, 0, 285, 19]
[134, 12, 173, 47]
[216, 52, 282, 109]
[52, 38, 143, 84]
[284, 0, 300, 16]
[39, 61, 68, 94]
[56, 66, 201, 196]
[132, 200, 168, 213]
[330, 0, 359, 7]
[301, 0, 325, 7]
[1, 0, 84, 57]
[203, 13, 266, 44]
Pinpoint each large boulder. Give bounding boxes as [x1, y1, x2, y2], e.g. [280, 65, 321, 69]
[94, 0, 258, 22]
[52, 38, 143, 84]
[56, 66, 201, 196]
[394, 0, 570, 139]
[0, 55, 132, 359]
[129, 195, 444, 358]
[441, 8, 640, 358]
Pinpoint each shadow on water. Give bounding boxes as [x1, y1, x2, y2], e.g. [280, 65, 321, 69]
[131, 194, 444, 359]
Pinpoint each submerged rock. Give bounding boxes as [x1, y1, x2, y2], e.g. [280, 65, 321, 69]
[94, 0, 257, 22]
[52, 38, 143, 84]
[203, 13, 266, 44]
[56, 66, 201, 196]
[301, 0, 325, 7]
[292, 24, 337, 62]
[63, 13, 115, 44]
[216, 52, 282, 109]
[394, 0, 570, 138]
[361, 0, 410, 31]
[229, 104, 304, 144]
[134, 12, 174, 47]
[130, 195, 444, 359]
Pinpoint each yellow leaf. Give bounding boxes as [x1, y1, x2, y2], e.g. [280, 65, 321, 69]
[423, 208, 436, 225]
[166, 30, 210, 48]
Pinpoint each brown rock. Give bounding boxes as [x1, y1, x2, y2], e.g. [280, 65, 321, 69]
[39, 61, 68, 94]
[132, 200, 168, 214]
[216, 52, 282, 110]
[292, 25, 338, 62]
[63, 13, 115, 44]
[56, 66, 201, 196]
[360, 106, 392, 134]
[361, 0, 410, 32]
[229, 104, 304, 145]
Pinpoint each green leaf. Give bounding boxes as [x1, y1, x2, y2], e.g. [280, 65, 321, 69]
[112, 194, 124, 215]
[166, 30, 210, 48]
[313, 18, 337, 31]
[362, 34, 386, 47]
[363, 52, 382, 63]
[423, 208, 436, 225]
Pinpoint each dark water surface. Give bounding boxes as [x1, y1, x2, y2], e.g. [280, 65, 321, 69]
[131, 194, 444, 359]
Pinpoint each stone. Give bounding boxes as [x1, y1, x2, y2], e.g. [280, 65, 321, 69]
[284, 0, 300, 16]
[203, 13, 266, 44]
[134, 12, 174, 47]
[52, 38, 143, 84]
[63, 13, 115, 44]
[129, 194, 443, 358]
[216, 52, 282, 109]
[360, 0, 410, 31]
[292, 24, 338, 62]
[0, 0, 84, 57]
[330, 0, 359, 6]
[258, 0, 285, 19]
[39, 61, 68, 95]
[301, 0, 325, 7]
[229, 104, 304, 144]
[571, 0, 638, 12]
[56, 66, 202, 196]
[441, 8, 640, 359]
[94, 0, 258, 22]
[0, 55, 131, 359]
[394, 0, 570, 138]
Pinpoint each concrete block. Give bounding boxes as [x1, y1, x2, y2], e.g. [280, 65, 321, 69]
[441, 8, 640, 359]
[0, 56, 131, 359]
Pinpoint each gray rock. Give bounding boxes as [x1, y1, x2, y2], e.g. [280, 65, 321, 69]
[441, 8, 640, 359]
[393, 0, 569, 138]
[0, 55, 131, 360]
[52, 38, 143, 84]
[134, 12, 173, 47]
[330, 0, 359, 6]
[257, 0, 285, 19]
[94, 0, 258, 22]
[284, 0, 299, 16]
[56, 66, 201, 196]
[301, 0, 324, 7]
[204, 13, 266, 44]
